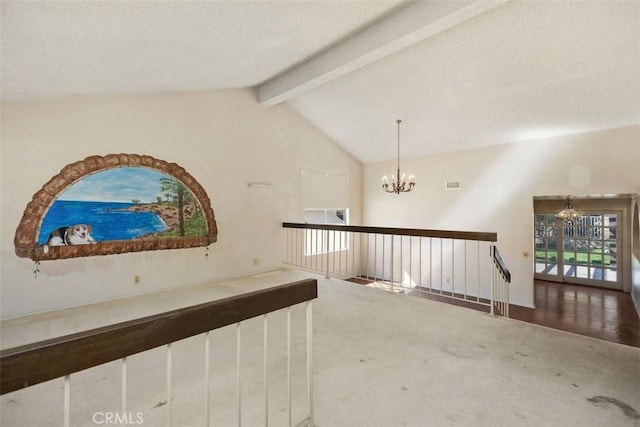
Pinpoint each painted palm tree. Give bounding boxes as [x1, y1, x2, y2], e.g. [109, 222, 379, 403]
[159, 177, 186, 236]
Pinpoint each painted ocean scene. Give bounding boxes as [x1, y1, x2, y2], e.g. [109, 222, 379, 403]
[38, 167, 206, 245]
[38, 201, 168, 244]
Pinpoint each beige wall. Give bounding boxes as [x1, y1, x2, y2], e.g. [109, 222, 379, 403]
[633, 197, 640, 315]
[363, 126, 640, 307]
[0, 89, 362, 318]
[2, 89, 636, 315]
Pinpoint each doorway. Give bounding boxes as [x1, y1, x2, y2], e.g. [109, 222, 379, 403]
[535, 211, 621, 290]
[534, 195, 634, 291]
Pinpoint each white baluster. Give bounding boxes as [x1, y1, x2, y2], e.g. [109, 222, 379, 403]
[325, 231, 330, 278]
[464, 241, 468, 300]
[477, 241, 481, 303]
[381, 234, 385, 281]
[451, 239, 455, 297]
[374, 234, 378, 281]
[64, 374, 70, 427]
[236, 322, 242, 427]
[440, 238, 444, 294]
[204, 331, 210, 427]
[313, 229, 322, 270]
[419, 237, 423, 290]
[286, 307, 292, 427]
[332, 231, 337, 276]
[167, 343, 172, 426]
[490, 245, 495, 316]
[351, 232, 355, 278]
[263, 314, 269, 427]
[429, 237, 433, 292]
[409, 236, 412, 290]
[121, 357, 127, 414]
[306, 301, 314, 426]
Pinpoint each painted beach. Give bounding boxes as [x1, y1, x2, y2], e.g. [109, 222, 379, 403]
[37, 167, 207, 245]
[38, 201, 168, 244]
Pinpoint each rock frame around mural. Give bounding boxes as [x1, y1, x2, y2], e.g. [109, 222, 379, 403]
[14, 154, 218, 261]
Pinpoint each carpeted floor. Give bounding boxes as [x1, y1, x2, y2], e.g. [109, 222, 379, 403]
[2, 270, 639, 426]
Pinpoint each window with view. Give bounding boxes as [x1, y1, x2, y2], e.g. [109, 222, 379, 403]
[533, 195, 634, 291]
[304, 208, 349, 255]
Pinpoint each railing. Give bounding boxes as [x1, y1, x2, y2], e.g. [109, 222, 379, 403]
[283, 223, 510, 316]
[1, 278, 317, 427]
[492, 246, 511, 317]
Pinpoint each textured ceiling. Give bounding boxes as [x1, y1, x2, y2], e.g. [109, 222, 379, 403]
[2, 1, 639, 163]
[289, 0, 640, 162]
[1, 1, 401, 99]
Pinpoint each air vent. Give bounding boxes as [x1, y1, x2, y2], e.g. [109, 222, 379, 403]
[445, 181, 461, 190]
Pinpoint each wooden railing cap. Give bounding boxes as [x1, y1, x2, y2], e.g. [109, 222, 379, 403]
[1, 278, 317, 395]
[282, 222, 497, 242]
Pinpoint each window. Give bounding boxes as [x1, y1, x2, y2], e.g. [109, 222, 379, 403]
[533, 194, 631, 291]
[534, 213, 558, 275]
[304, 208, 349, 255]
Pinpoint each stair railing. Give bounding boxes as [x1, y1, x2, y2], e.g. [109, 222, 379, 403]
[1, 278, 318, 427]
[283, 222, 510, 317]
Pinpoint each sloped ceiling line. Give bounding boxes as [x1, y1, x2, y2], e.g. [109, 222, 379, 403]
[257, 0, 511, 107]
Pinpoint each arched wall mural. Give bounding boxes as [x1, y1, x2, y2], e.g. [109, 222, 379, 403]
[15, 154, 217, 261]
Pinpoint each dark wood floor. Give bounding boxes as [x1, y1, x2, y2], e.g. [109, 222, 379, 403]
[509, 280, 639, 348]
[346, 277, 640, 348]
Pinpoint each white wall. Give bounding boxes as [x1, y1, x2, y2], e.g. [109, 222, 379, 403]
[0, 89, 362, 318]
[363, 126, 640, 307]
[632, 197, 640, 316]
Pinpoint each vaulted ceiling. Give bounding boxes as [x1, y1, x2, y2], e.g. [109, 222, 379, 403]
[2, 1, 639, 163]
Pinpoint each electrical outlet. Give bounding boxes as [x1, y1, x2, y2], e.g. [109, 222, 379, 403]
[134, 275, 140, 284]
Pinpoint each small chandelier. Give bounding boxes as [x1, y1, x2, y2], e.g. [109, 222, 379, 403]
[556, 196, 581, 223]
[382, 119, 415, 194]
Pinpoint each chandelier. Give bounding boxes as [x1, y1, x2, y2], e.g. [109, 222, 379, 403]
[382, 119, 415, 194]
[556, 196, 581, 223]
